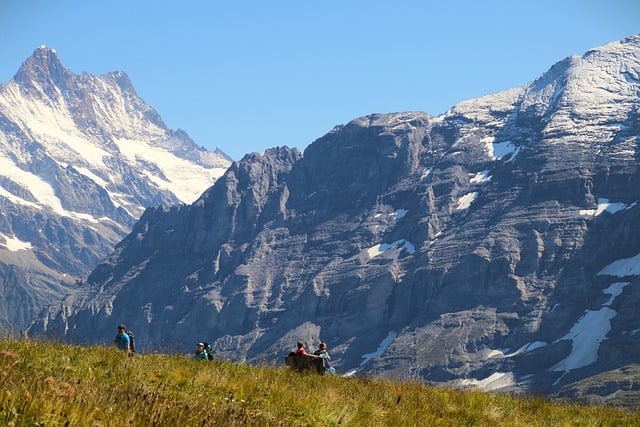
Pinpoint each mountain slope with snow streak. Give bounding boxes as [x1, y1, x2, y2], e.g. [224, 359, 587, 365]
[0, 46, 231, 333]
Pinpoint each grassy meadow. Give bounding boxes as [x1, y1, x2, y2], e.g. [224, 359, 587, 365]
[0, 338, 638, 426]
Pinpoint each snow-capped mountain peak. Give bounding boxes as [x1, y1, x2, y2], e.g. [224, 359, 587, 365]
[14, 45, 68, 89]
[0, 46, 232, 333]
[1, 46, 231, 210]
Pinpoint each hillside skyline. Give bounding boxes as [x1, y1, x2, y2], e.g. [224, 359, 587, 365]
[1, 2, 638, 160]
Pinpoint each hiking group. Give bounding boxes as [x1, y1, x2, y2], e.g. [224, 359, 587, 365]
[113, 323, 334, 374]
[113, 324, 213, 361]
[288, 340, 336, 374]
[195, 342, 214, 361]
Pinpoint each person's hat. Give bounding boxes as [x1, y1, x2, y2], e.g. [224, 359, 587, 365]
[118, 324, 126, 329]
[197, 342, 204, 346]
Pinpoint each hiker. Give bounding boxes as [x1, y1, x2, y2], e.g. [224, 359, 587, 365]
[195, 342, 209, 361]
[294, 341, 307, 356]
[114, 324, 131, 353]
[285, 341, 319, 373]
[313, 342, 336, 374]
[203, 342, 214, 360]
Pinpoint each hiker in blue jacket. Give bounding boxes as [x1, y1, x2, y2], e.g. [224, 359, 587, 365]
[195, 342, 209, 361]
[313, 342, 336, 374]
[114, 324, 130, 353]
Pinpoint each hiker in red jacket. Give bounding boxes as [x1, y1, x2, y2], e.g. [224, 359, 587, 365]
[294, 341, 307, 355]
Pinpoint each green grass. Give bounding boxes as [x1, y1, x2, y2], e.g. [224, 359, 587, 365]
[0, 338, 638, 426]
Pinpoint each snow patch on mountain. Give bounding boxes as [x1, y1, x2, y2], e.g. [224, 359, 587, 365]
[0, 233, 33, 251]
[114, 138, 227, 203]
[493, 141, 520, 160]
[580, 198, 637, 217]
[487, 341, 548, 359]
[470, 170, 492, 184]
[457, 372, 516, 392]
[551, 308, 617, 377]
[551, 282, 630, 379]
[602, 282, 630, 305]
[456, 192, 477, 210]
[367, 240, 416, 258]
[0, 153, 99, 222]
[598, 253, 640, 277]
[393, 209, 408, 219]
[420, 167, 433, 180]
[0, 82, 111, 167]
[0, 186, 40, 209]
[344, 331, 397, 377]
[360, 331, 397, 365]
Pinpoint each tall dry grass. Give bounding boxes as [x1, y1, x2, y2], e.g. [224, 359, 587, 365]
[0, 338, 637, 426]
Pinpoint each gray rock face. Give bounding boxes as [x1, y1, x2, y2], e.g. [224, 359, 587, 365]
[29, 35, 640, 403]
[0, 46, 231, 333]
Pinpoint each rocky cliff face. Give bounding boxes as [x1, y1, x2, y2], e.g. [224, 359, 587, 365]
[29, 35, 640, 403]
[0, 47, 231, 333]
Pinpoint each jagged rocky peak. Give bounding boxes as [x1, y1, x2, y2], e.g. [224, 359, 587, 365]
[106, 70, 136, 94]
[0, 45, 231, 334]
[237, 146, 302, 174]
[12, 45, 136, 95]
[293, 111, 432, 210]
[197, 146, 302, 231]
[13, 45, 71, 90]
[202, 146, 300, 198]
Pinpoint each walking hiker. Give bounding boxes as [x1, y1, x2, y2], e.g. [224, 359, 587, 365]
[195, 342, 209, 361]
[203, 342, 214, 360]
[114, 324, 131, 353]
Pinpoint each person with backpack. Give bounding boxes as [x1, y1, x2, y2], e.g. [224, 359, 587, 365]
[195, 343, 208, 361]
[114, 324, 131, 353]
[203, 342, 214, 360]
[313, 342, 336, 374]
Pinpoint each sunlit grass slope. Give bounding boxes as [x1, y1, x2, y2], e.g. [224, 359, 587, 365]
[1, 338, 638, 426]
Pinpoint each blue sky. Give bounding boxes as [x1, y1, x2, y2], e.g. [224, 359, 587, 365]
[1, 1, 638, 160]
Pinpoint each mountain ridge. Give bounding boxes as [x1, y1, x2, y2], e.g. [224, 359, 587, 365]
[0, 46, 232, 333]
[28, 34, 640, 404]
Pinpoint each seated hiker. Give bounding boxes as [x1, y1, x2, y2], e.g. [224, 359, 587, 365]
[195, 342, 208, 361]
[294, 340, 307, 356]
[313, 342, 336, 374]
[285, 341, 327, 374]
